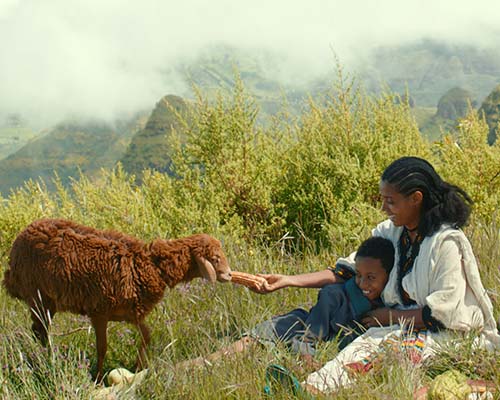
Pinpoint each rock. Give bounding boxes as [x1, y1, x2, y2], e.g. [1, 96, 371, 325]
[93, 368, 148, 400]
[107, 368, 135, 385]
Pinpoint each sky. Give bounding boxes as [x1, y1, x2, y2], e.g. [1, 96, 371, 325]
[1, 0, 500, 128]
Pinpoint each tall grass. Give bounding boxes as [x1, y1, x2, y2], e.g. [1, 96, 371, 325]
[0, 75, 499, 398]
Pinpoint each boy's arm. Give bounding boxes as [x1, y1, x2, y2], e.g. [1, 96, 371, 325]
[256, 269, 341, 293]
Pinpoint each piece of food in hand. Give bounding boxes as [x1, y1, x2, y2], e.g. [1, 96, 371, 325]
[231, 271, 267, 291]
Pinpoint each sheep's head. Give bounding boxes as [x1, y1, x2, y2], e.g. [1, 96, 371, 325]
[150, 234, 232, 286]
[191, 234, 231, 283]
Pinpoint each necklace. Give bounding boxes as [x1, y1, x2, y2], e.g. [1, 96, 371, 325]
[397, 228, 423, 306]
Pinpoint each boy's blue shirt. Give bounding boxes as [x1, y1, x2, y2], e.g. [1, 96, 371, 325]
[344, 278, 382, 319]
[330, 262, 384, 318]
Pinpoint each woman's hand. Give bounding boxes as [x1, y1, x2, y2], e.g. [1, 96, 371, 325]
[361, 307, 424, 329]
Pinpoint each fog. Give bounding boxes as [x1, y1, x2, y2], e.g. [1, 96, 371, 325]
[1, 0, 500, 128]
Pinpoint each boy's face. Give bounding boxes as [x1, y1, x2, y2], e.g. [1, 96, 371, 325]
[354, 256, 389, 301]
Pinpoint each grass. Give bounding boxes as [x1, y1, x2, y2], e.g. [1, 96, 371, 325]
[0, 230, 499, 399]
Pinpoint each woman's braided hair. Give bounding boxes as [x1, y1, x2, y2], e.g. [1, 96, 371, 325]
[381, 156, 473, 236]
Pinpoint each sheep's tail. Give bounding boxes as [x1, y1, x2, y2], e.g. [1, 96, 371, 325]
[2, 269, 22, 300]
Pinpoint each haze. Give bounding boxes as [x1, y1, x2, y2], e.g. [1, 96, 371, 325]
[1, 0, 500, 128]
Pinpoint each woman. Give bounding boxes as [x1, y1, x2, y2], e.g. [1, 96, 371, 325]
[260, 156, 500, 394]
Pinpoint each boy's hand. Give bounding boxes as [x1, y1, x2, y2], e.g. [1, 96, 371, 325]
[254, 273, 290, 293]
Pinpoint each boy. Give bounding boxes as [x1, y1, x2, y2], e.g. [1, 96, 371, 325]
[250, 236, 395, 357]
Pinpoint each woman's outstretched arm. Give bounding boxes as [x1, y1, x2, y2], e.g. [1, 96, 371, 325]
[361, 307, 425, 328]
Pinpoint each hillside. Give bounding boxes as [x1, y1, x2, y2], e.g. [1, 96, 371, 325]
[180, 45, 305, 117]
[478, 84, 500, 144]
[1, 40, 500, 195]
[120, 95, 188, 181]
[0, 115, 147, 196]
[180, 41, 500, 141]
[360, 39, 500, 107]
[419, 87, 476, 140]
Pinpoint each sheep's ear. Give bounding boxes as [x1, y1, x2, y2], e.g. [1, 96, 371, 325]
[194, 254, 217, 283]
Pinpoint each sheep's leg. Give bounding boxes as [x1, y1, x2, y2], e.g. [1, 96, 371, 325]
[29, 294, 56, 346]
[30, 309, 50, 345]
[90, 315, 109, 381]
[135, 321, 151, 371]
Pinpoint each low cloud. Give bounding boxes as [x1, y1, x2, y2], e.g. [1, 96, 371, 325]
[1, 0, 499, 128]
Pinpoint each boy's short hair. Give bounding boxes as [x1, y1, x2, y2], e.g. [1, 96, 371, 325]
[355, 237, 395, 273]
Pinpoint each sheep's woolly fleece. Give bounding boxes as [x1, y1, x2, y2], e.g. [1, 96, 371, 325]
[3, 218, 231, 379]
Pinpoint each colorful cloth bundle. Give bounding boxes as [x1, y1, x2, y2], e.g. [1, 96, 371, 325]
[344, 328, 428, 374]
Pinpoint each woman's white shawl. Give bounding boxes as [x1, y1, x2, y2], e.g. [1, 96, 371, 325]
[336, 219, 500, 348]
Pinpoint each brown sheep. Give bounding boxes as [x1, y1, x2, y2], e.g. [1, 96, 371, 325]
[2, 218, 232, 379]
